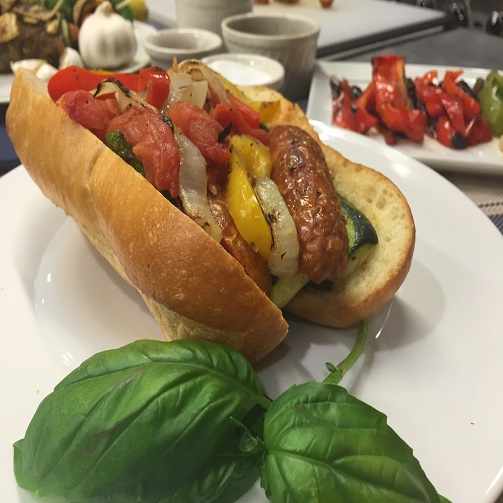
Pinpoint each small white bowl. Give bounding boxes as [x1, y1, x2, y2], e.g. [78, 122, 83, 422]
[144, 28, 222, 69]
[221, 13, 320, 101]
[202, 53, 285, 90]
[175, 0, 252, 36]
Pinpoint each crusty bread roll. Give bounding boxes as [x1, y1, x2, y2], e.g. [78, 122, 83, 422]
[6, 64, 414, 361]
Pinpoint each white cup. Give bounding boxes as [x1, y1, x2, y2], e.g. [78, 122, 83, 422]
[221, 13, 320, 102]
[175, 0, 253, 36]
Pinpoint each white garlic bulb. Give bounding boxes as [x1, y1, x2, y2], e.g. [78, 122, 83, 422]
[78, 1, 137, 69]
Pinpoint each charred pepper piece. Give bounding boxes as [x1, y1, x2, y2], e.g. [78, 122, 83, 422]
[371, 54, 426, 144]
[330, 77, 378, 134]
[415, 68, 492, 149]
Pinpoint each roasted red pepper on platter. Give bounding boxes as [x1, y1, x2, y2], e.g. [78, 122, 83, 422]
[330, 78, 378, 134]
[330, 54, 492, 150]
[414, 69, 491, 149]
[371, 54, 426, 144]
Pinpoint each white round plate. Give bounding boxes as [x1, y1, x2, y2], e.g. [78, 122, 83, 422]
[1, 121, 503, 502]
[0, 21, 157, 103]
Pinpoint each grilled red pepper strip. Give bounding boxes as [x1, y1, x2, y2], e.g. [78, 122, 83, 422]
[355, 80, 376, 114]
[415, 68, 492, 149]
[212, 92, 270, 145]
[48, 66, 171, 111]
[48, 66, 141, 102]
[330, 78, 378, 134]
[414, 72, 445, 119]
[435, 116, 467, 149]
[443, 70, 480, 120]
[138, 67, 171, 110]
[372, 55, 426, 143]
[441, 94, 466, 134]
[465, 114, 492, 146]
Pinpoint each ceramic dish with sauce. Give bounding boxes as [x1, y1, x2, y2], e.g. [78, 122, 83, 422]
[202, 53, 284, 90]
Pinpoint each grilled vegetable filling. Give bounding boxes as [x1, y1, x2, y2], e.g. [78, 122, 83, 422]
[339, 194, 378, 279]
[105, 129, 378, 306]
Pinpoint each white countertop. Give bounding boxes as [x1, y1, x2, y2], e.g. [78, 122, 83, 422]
[146, 0, 448, 57]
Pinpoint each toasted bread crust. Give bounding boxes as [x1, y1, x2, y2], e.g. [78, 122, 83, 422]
[6, 64, 414, 359]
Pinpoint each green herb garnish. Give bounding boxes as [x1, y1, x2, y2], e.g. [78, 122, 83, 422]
[13, 324, 451, 502]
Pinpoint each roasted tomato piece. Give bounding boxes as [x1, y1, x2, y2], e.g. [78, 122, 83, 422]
[57, 90, 121, 140]
[107, 107, 181, 197]
[168, 100, 231, 165]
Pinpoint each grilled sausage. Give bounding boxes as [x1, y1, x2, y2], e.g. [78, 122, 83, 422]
[269, 125, 348, 283]
[209, 188, 272, 296]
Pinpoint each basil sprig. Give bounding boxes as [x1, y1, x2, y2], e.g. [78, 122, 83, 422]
[14, 325, 451, 502]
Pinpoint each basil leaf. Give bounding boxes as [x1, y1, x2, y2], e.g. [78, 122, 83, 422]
[261, 382, 442, 503]
[162, 433, 259, 503]
[14, 339, 268, 502]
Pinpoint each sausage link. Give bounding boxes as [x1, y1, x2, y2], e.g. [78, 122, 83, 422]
[269, 125, 348, 283]
[208, 188, 272, 296]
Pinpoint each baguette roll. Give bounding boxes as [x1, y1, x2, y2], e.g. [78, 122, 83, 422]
[6, 63, 415, 361]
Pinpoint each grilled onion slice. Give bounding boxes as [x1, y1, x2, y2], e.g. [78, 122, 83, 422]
[253, 176, 299, 278]
[175, 128, 223, 243]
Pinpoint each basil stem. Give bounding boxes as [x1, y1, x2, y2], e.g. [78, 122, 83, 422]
[324, 318, 368, 385]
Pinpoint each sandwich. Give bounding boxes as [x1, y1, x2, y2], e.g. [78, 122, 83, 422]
[6, 61, 415, 361]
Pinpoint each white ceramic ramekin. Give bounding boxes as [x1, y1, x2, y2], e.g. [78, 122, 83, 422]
[144, 28, 222, 69]
[221, 13, 320, 101]
[202, 53, 285, 90]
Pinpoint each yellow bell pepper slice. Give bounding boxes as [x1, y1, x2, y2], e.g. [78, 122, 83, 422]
[230, 134, 272, 179]
[248, 99, 281, 125]
[226, 147, 272, 261]
[224, 81, 281, 124]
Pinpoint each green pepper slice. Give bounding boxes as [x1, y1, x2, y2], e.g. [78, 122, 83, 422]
[478, 69, 503, 137]
[105, 130, 145, 176]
